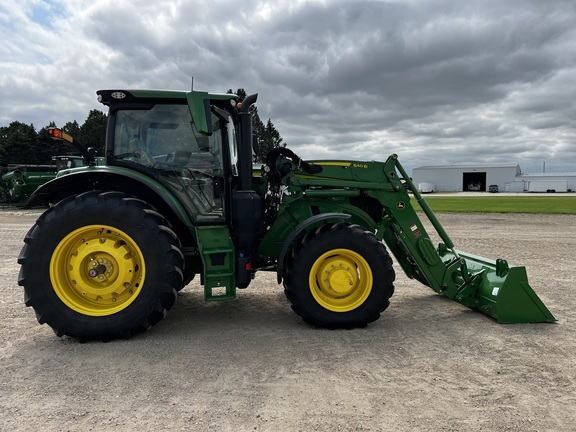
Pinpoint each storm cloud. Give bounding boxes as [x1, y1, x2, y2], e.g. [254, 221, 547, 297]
[1, 0, 575, 173]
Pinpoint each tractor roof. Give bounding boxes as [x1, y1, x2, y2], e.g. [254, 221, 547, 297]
[96, 89, 240, 135]
[96, 89, 237, 106]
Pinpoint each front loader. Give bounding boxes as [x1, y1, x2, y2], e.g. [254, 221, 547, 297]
[18, 88, 555, 341]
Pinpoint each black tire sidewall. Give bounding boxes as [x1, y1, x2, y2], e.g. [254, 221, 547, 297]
[22, 192, 182, 339]
[286, 225, 394, 327]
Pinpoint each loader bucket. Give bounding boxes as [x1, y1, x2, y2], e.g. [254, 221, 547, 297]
[392, 157, 555, 324]
[440, 248, 556, 323]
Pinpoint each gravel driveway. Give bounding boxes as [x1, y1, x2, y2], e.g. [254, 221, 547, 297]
[1, 209, 575, 431]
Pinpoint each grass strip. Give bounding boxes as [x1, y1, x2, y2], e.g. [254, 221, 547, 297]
[412, 196, 576, 214]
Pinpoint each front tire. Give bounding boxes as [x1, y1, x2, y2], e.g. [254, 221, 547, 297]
[18, 191, 184, 341]
[284, 223, 395, 328]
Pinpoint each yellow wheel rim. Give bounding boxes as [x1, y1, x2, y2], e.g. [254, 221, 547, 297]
[309, 248, 372, 312]
[50, 225, 146, 316]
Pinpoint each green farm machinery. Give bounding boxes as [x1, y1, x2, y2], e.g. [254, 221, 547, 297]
[18, 89, 555, 341]
[1, 156, 85, 206]
[1, 164, 56, 205]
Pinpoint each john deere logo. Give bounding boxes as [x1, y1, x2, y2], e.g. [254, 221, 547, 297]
[396, 201, 405, 209]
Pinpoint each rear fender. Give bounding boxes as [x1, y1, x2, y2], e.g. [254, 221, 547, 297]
[27, 169, 195, 242]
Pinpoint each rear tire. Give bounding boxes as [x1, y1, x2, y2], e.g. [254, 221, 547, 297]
[283, 223, 395, 328]
[18, 191, 184, 341]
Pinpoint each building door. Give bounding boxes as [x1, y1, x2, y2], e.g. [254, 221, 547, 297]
[462, 172, 487, 191]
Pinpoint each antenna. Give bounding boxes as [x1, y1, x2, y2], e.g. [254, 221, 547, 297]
[191, 76, 194, 91]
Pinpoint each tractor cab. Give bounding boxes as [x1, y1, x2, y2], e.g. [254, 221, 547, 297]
[98, 90, 245, 224]
[96, 89, 263, 295]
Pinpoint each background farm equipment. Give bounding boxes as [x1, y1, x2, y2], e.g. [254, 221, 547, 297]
[1, 156, 85, 206]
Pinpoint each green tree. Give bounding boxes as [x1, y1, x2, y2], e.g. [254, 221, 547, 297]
[0, 109, 107, 166]
[231, 88, 247, 100]
[0, 122, 38, 164]
[0, 126, 8, 164]
[62, 120, 81, 137]
[259, 118, 284, 160]
[38, 122, 72, 160]
[79, 110, 107, 156]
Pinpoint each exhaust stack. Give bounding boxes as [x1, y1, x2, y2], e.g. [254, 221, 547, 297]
[237, 93, 258, 191]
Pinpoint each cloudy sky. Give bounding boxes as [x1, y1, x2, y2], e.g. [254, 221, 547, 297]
[1, 0, 575, 174]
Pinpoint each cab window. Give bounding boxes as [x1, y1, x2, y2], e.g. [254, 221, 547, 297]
[112, 104, 227, 222]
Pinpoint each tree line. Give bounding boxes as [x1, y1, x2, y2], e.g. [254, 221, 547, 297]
[0, 110, 107, 167]
[0, 89, 283, 168]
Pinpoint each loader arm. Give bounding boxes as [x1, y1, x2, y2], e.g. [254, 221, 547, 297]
[373, 155, 555, 323]
[264, 151, 555, 324]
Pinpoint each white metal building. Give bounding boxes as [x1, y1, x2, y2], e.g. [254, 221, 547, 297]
[412, 164, 576, 192]
[513, 173, 576, 193]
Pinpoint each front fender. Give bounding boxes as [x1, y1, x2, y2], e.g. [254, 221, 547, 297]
[275, 213, 351, 284]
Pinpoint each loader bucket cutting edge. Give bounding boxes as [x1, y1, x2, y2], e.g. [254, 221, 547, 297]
[440, 250, 556, 324]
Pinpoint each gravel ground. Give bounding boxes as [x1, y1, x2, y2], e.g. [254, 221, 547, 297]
[1, 208, 575, 431]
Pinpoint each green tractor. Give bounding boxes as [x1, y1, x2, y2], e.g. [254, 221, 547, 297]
[1, 164, 57, 205]
[18, 89, 555, 341]
[1, 156, 86, 206]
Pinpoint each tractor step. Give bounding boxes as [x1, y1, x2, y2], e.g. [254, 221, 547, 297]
[195, 226, 236, 301]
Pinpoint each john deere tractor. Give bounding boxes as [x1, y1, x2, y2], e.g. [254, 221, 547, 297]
[17, 89, 555, 341]
[1, 156, 86, 206]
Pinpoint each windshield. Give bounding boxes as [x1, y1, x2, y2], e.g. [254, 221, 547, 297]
[112, 103, 228, 222]
[114, 105, 214, 164]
